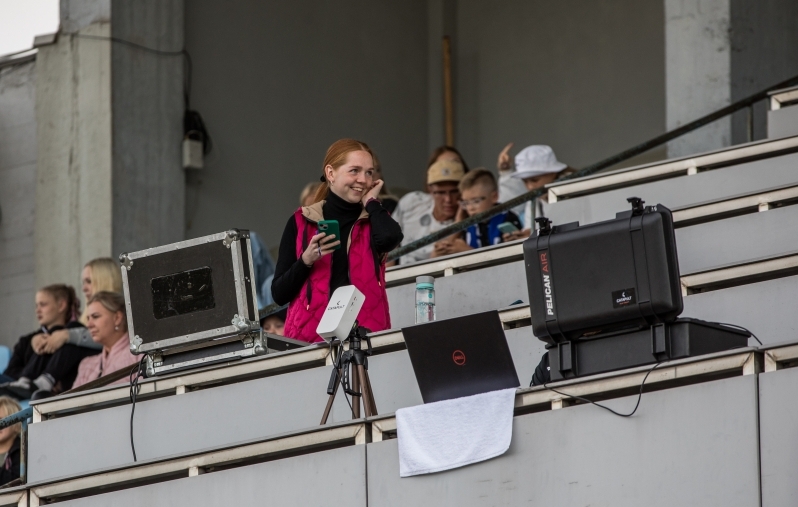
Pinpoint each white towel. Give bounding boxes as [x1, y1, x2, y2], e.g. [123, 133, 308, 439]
[395, 388, 516, 477]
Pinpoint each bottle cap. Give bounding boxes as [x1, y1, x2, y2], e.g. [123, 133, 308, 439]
[416, 275, 435, 290]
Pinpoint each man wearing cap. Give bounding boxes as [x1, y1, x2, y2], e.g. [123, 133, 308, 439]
[497, 144, 574, 240]
[392, 160, 466, 265]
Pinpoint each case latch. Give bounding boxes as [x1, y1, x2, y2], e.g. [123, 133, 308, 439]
[557, 341, 576, 376]
[651, 323, 669, 358]
[535, 217, 553, 235]
[627, 197, 646, 216]
[231, 314, 258, 333]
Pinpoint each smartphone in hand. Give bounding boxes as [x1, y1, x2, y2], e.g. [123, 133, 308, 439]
[497, 222, 519, 235]
[317, 220, 341, 250]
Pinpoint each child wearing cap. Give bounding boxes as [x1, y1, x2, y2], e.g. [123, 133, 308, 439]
[497, 144, 574, 241]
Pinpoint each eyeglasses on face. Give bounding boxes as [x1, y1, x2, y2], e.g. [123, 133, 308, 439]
[431, 189, 460, 199]
[458, 196, 488, 209]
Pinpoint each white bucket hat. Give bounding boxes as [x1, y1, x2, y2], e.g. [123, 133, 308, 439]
[512, 145, 567, 179]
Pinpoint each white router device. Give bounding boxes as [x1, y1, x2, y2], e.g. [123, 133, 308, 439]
[316, 285, 366, 342]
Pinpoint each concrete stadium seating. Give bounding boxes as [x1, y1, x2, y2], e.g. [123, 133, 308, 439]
[543, 150, 798, 226]
[386, 199, 798, 328]
[14, 137, 798, 506]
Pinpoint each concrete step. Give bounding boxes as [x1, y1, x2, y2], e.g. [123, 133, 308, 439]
[367, 375, 759, 507]
[388, 260, 527, 329]
[387, 203, 798, 327]
[546, 134, 798, 203]
[543, 150, 798, 226]
[22, 346, 765, 505]
[26, 323, 543, 484]
[27, 368, 764, 507]
[768, 85, 798, 139]
[682, 273, 798, 345]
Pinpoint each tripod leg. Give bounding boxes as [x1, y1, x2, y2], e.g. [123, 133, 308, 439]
[320, 368, 342, 425]
[351, 363, 361, 419]
[356, 365, 375, 417]
[363, 367, 378, 416]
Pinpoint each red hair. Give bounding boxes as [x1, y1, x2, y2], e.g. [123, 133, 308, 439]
[313, 139, 375, 203]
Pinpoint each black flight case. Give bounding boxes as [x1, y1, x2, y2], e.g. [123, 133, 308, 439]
[524, 198, 750, 380]
[121, 229, 266, 377]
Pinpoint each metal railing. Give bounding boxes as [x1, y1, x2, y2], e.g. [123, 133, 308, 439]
[256, 72, 798, 320]
[0, 407, 32, 486]
[385, 72, 798, 262]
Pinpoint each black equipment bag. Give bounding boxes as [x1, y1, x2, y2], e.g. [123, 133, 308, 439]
[524, 197, 682, 345]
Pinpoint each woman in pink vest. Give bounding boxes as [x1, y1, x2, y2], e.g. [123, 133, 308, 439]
[272, 139, 404, 343]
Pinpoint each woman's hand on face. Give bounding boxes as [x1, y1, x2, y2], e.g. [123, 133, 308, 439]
[361, 179, 384, 206]
[42, 329, 69, 354]
[301, 232, 341, 266]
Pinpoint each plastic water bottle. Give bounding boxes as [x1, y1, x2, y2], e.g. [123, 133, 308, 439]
[415, 276, 436, 323]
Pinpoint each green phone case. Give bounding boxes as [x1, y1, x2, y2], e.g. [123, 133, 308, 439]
[317, 220, 341, 250]
[497, 222, 519, 234]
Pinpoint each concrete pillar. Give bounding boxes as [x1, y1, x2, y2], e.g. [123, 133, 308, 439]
[665, 0, 732, 158]
[0, 57, 38, 345]
[35, 7, 114, 290]
[34, 0, 184, 300]
[665, 0, 798, 156]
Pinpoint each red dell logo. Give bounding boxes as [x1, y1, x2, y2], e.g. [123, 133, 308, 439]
[452, 350, 466, 366]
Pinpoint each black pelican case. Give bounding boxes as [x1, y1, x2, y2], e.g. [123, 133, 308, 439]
[524, 198, 683, 345]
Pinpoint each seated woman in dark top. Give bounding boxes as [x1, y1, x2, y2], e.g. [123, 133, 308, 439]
[272, 139, 403, 343]
[1, 284, 100, 400]
[0, 396, 22, 486]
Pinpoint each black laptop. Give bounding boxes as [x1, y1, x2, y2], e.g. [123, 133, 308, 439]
[402, 310, 520, 403]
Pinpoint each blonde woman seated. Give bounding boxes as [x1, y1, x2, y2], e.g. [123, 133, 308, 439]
[72, 292, 140, 388]
[43, 258, 123, 353]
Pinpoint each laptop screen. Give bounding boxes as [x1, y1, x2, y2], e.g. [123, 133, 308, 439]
[402, 311, 520, 403]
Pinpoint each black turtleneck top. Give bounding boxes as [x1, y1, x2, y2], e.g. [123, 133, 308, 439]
[271, 191, 403, 306]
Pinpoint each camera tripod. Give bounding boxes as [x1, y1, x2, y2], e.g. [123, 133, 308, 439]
[320, 323, 378, 424]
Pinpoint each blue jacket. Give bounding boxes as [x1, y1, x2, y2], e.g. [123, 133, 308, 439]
[464, 211, 518, 249]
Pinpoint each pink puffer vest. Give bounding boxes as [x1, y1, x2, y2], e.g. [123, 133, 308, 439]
[283, 202, 391, 343]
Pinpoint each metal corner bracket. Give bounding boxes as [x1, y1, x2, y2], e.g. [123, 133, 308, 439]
[223, 229, 241, 248]
[119, 253, 134, 271]
[130, 335, 143, 353]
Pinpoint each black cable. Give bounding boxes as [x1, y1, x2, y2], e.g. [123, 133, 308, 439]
[543, 361, 661, 418]
[129, 355, 148, 462]
[711, 322, 762, 345]
[337, 342, 355, 416]
[328, 340, 354, 417]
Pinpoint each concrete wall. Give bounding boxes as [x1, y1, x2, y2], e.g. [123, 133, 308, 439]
[453, 0, 666, 171]
[0, 58, 38, 346]
[665, 0, 798, 157]
[729, 0, 798, 144]
[184, 0, 667, 250]
[183, 1, 430, 247]
[110, 0, 185, 255]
